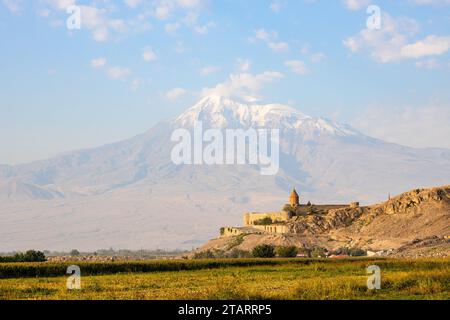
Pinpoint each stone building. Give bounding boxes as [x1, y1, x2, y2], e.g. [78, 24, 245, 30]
[220, 188, 356, 237]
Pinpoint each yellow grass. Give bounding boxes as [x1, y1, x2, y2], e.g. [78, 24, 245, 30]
[0, 258, 448, 300]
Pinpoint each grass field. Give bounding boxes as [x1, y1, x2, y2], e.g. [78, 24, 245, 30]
[0, 258, 448, 300]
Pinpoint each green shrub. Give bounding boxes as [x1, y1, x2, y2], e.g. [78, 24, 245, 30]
[332, 247, 367, 257]
[348, 247, 366, 257]
[276, 246, 298, 258]
[253, 217, 273, 225]
[310, 247, 327, 258]
[252, 245, 276, 258]
[192, 250, 216, 259]
[228, 249, 251, 259]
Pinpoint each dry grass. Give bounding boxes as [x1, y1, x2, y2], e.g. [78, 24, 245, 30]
[0, 258, 448, 300]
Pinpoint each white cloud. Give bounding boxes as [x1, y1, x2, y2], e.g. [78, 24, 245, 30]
[91, 57, 134, 83]
[201, 71, 284, 102]
[143, 47, 158, 61]
[37, 9, 51, 18]
[401, 35, 450, 58]
[107, 66, 131, 79]
[38, 0, 207, 41]
[270, 1, 285, 13]
[194, 21, 215, 35]
[42, 1, 147, 42]
[200, 66, 221, 76]
[131, 78, 143, 91]
[344, 12, 450, 63]
[285, 60, 308, 75]
[415, 58, 439, 69]
[352, 105, 450, 149]
[124, 0, 142, 8]
[410, 0, 450, 5]
[301, 44, 327, 63]
[91, 57, 107, 68]
[45, 0, 76, 11]
[254, 28, 277, 41]
[343, 0, 371, 11]
[268, 41, 290, 52]
[2, 0, 22, 13]
[236, 59, 251, 72]
[251, 29, 290, 53]
[153, 4, 171, 20]
[165, 22, 180, 34]
[310, 52, 327, 63]
[151, 0, 204, 20]
[165, 87, 187, 101]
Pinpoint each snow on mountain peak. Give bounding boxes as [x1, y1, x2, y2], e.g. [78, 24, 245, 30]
[174, 95, 358, 138]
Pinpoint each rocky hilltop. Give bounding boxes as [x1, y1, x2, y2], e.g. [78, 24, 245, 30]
[196, 185, 450, 258]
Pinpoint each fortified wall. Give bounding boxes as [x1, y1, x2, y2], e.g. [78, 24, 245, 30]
[220, 188, 358, 237]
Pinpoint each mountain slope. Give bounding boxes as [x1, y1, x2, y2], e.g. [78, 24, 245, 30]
[197, 185, 450, 256]
[0, 96, 449, 251]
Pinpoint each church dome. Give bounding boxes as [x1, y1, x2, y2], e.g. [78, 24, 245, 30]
[290, 188, 299, 207]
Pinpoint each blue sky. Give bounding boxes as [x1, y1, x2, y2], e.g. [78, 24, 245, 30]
[1, 0, 450, 164]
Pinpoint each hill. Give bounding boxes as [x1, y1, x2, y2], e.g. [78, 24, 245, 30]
[196, 185, 450, 258]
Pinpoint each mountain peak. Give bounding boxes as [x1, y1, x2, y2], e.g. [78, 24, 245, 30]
[174, 95, 358, 138]
[175, 95, 312, 129]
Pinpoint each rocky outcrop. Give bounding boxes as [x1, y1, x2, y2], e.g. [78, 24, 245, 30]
[287, 207, 363, 234]
[377, 186, 450, 215]
[197, 185, 450, 257]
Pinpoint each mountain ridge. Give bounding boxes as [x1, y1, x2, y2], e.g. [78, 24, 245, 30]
[0, 96, 449, 251]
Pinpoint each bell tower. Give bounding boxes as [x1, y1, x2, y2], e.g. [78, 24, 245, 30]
[289, 188, 299, 207]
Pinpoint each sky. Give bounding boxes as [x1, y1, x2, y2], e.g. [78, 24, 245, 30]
[0, 0, 450, 165]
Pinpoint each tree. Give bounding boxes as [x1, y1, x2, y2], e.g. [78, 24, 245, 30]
[276, 246, 298, 258]
[22, 250, 46, 262]
[252, 244, 275, 258]
[349, 247, 367, 257]
[310, 246, 327, 258]
[70, 249, 80, 256]
[192, 250, 215, 259]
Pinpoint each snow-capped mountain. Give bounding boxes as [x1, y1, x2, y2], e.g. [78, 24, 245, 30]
[1, 95, 450, 251]
[176, 95, 357, 137]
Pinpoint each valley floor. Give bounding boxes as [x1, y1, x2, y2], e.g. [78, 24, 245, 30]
[0, 258, 449, 300]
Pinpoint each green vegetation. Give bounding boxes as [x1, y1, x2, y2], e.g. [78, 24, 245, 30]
[331, 247, 367, 257]
[0, 258, 448, 300]
[70, 250, 80, 257]
[276, 246, 299, 258]
[283, 204, 319, 217]
[226, 234, 247, 250]
[253, 217, 273, 225]
[0, 250, 46, 263]
[193, 249, 252, 259]
[252, 245, 276, 258]
[310, 247, 327, 258]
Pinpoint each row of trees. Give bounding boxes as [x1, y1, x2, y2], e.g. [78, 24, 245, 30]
[252, 245, 298, 258]
[0, 250, 46, 263]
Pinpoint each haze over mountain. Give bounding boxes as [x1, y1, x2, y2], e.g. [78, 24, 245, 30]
[1, 95, 450, 251]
